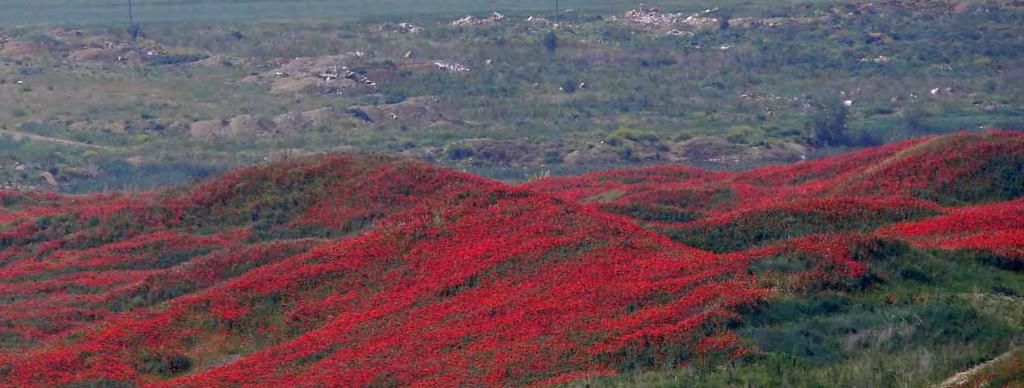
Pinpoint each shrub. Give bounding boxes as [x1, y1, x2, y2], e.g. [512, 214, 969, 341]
[348, 108, 372, 122]
[804, 94, 849, 147]
[561, 79, 578, 94]
[64, 380, 134, 388]
[543, 31, 558, 53]
[446, 146, 475, 160]
[146, 53, 209, 66]
[608, 203, 699, 223]
[137, 353, 193, 377]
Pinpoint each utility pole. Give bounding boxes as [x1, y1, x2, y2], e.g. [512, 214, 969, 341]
[554, 0, 559, 24]
[127, 0, 138, 41]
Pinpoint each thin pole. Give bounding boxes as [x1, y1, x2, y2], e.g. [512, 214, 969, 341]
[127, 0, 137, 41]
[554, 0, 559, 24]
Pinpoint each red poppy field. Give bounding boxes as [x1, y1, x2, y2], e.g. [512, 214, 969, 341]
[1, 130, 1022, 387]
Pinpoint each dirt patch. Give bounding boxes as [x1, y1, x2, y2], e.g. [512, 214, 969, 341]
[42, 28, 86, 43]
[272, 112, 313, 133]
[189, 115, 278, 138]
[352, 96, 460, 129]
[302, 107, 347, 128]
[940, 347, 1022, 388]
[741, 142, 809, 165]
[453, 139, 540, 165]
[272, 107, 354, 132]
[191, 107, 352, 138]
[584, 189, 628, 203]
[669, 137, 749, 165]
[68, 48, 118, 62]
[564, 143, 625, 166]
[226, 115, 275, 137]
[188, 119, 228, 138]
[561, 136, 807, 169]
[192, 54, 243, 68]
[1, 40, 50, 56]
[668, 137, 807, 167]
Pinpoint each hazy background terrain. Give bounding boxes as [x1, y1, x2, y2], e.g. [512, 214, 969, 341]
[0, 0, 816, 25]
[0, 0, 1020, 193]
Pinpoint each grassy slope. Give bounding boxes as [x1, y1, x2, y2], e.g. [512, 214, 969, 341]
[531, 130, 1024, 387]
[568, 246, 1024, 387]
[0, 154, 762, 386]
[0, 133, 1021, 386]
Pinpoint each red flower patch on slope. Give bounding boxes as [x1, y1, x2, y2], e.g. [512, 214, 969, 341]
[880, 198, 1024, 258]
[2, 129, 1023, 387]
[0, 157, 765, 387]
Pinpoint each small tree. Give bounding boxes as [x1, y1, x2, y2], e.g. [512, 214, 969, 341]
[805, 94, 849, 147]
[561, 79, 578, 94]
[903, 102, 929, 133]
[543, 31, 559, 54]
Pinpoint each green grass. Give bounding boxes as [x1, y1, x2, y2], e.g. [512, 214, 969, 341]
[565, 243, 1024, 387]
[0, 1, 1021, 192]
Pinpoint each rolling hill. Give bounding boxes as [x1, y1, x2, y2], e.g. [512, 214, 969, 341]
[1, 130, 1023, 387]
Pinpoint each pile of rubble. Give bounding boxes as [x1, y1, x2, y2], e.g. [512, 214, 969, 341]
[624, 4, 685, 27]
[860, 55, 892, 64]
[622, 5, 830, 35]
[371, 23, 411, 35]
[102, 41, 130, 50]
[141, 45, 167, 58]
[451, 12, 505, 27]
[624, 4, 720, 31]
[245, 55, 377, 95]
[524, 16, 552, 25]
[433, 61, 471, 73]
[396, 22, 423, 34]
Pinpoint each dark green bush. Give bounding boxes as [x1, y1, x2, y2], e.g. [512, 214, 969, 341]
[63, 379, 134, 388]
[609, 204, 699, 223]
[446, 146, 475, 161]
[137, 353, 192, 377]
[146, 53, 208, 66]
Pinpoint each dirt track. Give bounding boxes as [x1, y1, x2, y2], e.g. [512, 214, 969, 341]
[0, 128, 115, 150]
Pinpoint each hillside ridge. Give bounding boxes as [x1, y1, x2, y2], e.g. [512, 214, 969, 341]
[0, 130, 1022, 386]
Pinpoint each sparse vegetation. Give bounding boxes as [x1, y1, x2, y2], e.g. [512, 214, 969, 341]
[0, 1, 1022, 386]
[0, 1, 1020, 191]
